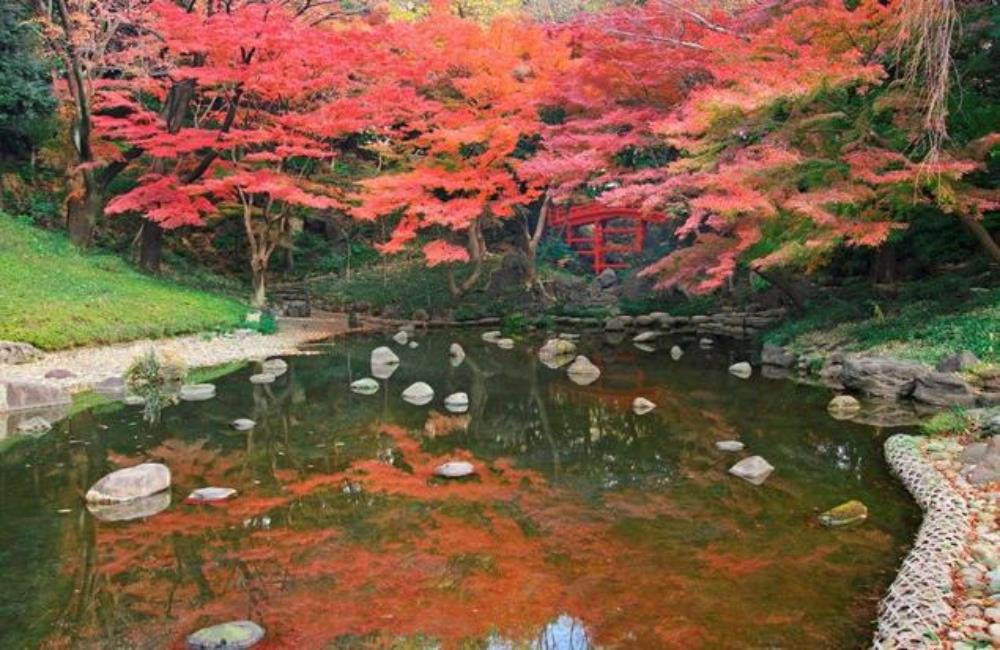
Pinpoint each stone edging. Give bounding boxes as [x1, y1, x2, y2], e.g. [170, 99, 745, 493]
[875, 435, 970, 648]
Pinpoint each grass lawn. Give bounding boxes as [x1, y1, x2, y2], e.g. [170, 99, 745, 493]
[764, 277, 999, 365]
[0, 215, 249, 350]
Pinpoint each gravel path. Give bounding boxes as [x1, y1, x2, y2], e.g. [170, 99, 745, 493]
[0, 314, 353, 394]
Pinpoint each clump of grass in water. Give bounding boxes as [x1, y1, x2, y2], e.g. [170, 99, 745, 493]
[125, 349, 187, 423]
[920, 408, 972, 436]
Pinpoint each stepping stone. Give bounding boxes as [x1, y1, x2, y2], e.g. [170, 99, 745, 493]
[715, 440, 745, 452]
[86, 463, 171, 503]
[827, 394, 861, 419]
[818, 500, 868, 527]
[481, 330, 502, 343]
[123, 395, 146, 406]
[180, 384, 216, 401]
[186, 620, 265, 650]
[566, 356, 601, 386]
[699, 338, 714, 348]
[670, 345, 683, 360]
[402, 382, 434, 406]
[633, 331, 660, 343]
[87, 491, 170, 523]
[249, 373, 275, 385]
[261, 358, 287, 376]
[350, 378, 379, 395]
[393, 330, 409, 345]
[496, 338, 515, 349]
[371, 346, 400, 366]
[408, 341, 419, 349]
[728, 362, 752, 379]
[728, 456, 774, 485]
[444, 392, 469, 413]
[434, 461, 475, 478]
[231, 418, 255, 431]
[449, 343, 466, 366]
[632, 397, 656, 415]
[634, 343, 655, 353]
[186, 487, 238, 504]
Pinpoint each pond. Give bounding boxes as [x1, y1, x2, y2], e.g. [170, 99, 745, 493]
[0, 331, 920, 649]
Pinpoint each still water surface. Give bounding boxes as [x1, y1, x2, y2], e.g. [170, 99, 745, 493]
[0, 332, 919, 648]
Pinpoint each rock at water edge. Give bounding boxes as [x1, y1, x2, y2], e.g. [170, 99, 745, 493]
[728, 456, 774, 485]
[435, 461, 476, 478]
[86, 463, 171, 503]
[350, 378, 379, 395]
[186, 620, 265, 650]
[818, 500, 868, 527]
[632, 397, 656, 415]
[402, 382, 435, 406]
[729, 362, 752, 379]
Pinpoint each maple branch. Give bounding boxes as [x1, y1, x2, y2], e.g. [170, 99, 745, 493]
[654, 0, 744, 40]
[182, 86, 244, 184]
[603, 28, 706, 51]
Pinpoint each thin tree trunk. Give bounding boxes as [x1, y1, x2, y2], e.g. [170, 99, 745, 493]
[448, 219, 485, 298]
[958, 213, 1000, 266]
[67, 170, 101, 247]
[139, 221, 163, 272]
[753, 267, 806, 311]
[251, 264, 267, 308]
[524, 193, 550, 286]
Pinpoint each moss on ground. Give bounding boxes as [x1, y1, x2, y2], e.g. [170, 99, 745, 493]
[0, 215, 249, 349]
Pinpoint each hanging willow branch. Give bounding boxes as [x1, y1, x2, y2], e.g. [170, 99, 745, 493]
[895, 0, 958, 159]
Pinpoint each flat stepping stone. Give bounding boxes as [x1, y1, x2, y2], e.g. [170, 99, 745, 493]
[670, 345, 683, 360]
[728, 362, 752, 379]
[632, 397, 656, 415]
[715, 440, 745, 452]
[86, 463, 171, 503]
[186, 620, 265, 650]
[180, 384, 216, 401]
[566, 356, 601, 385]
[45, 368, 76, 380]
[634, 343, 655, 353]
[350, 378, 379, 395]
[827, 395, 861, 419]
[186, 487, 238, 504]
[249, 373, 275, 384]
[496, 338, 515, 349]
[393, 331, 409, 345]
[402, 382, 434, 405]
[87, 491, 171, 522]
[434, 461, 475, 478]
[408, 341, 419, 349]
[728, 455, 774, 485]
[371, 346, 400, 366]
[818, 500, 868, 527]
[261, 358, 287, 376]
[481, 330, 502, 343]
[444, 392, 469, 413]
[231, 418, 256, 431]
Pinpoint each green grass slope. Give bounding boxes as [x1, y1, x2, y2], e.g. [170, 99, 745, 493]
[0, 215, 248, 350]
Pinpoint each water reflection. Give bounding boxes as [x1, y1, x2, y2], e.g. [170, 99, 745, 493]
[0, 332, 920, 648]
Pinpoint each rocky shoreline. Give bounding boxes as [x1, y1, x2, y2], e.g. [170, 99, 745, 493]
[877, 435, 999, 649]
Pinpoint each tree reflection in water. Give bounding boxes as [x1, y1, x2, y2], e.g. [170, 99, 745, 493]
[0, 333, 919, 648]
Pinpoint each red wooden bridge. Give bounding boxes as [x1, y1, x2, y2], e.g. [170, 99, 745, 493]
[549, 204, 666, 274]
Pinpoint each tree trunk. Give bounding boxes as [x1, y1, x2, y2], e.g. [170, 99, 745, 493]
[958, 213, 1000, 266]
[66, 171, 101, 247]
[448, 219, 486, 298]
[251, 262, 268, 308]
[753, 267, 806, 311]
[524, 194, 550, 287]
[139, 222, 163, 273]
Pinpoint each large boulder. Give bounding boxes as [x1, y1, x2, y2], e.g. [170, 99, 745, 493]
[0, 341, 42, 365]
[728, 456, 774, 485]
[840, 355, 928, 399]
[761, 344, 797, 368]
[912, 371, 978, 407]
[0, 381, 71, 413]
[86, 463, 171, 503]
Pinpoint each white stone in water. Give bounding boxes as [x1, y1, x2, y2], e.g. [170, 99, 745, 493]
[87, 491, 171, 522]
[496, 338, 515, 349]
[633, 331, 660, 343]
[371, 346, 400, 366]
[350, 377, 379, 395]
[632, 397, 656, 415]
[86, 463, 171, 503]
[444, 392, 469, 413]
[186, 487, 238, 503]
[699, 337, 714, 348]
[408, 341, 419, 349]
[566, 356, 601, 385]
[402, 382, 434, 405]
[729, 362, 752, 379]
[715, 440, 745, 452]
[231, 418, 256, 431]
[186, 620, 265, 650]
[261, 358, 287, 376]
[180, 384, 216, 401]
[481, 330, 502, 343]
[393, 330, 409, 345]
[449, 343, 466, 365]
[434, 461, 475, 478]
[634, 343, 655, 353]
[538, 338, 576, 360]
[728, 455, 774, 485]
[827, 394, 861, 419]
[670, 345, 683, 360]
[371, 361, 398, 380]
[249, 373, 275, 385]
[123, 395, 146, 406]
